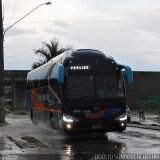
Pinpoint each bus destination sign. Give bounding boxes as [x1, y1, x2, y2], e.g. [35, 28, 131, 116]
[69, 65, 91, 70]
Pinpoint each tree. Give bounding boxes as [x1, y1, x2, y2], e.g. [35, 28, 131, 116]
[32, 38, 72, 69]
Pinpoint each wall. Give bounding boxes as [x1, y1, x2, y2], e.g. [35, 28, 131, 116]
[3, 70, 160, 110]
[4, 70, 29, 108]
[126, 71, 160, 110]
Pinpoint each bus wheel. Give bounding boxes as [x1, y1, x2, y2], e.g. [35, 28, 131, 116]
[118, 129, 124, 133]
[30, 109, 33, 121]
[49, 112, 53, 127]
[97, 131, 107, 135]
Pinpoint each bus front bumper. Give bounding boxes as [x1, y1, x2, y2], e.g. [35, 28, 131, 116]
[62, 118, 126, 134]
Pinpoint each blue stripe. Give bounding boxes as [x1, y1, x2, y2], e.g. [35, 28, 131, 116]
[121, 65, 134, 84]
[26, 90, 32, 109]
[57, 63, 64, 83]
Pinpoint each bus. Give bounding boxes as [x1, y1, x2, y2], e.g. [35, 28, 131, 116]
[26, 49, 133, 134]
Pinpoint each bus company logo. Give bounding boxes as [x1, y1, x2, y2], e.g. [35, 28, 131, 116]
[69, 65, 91, 70]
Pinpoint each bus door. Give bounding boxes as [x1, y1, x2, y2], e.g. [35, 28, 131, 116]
[47, 86, 61, 128]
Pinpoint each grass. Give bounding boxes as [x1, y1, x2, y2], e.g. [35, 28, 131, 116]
[7, 136, 49, 148]
[130, 108, 160, 114]
[6, 136, 23, 149]
[10, 108, 27, 115]
[0, 121, 8, 127]
[21, 136, 49, 148]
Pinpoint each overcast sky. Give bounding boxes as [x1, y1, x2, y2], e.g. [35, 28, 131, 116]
[2, 0, 160, 71]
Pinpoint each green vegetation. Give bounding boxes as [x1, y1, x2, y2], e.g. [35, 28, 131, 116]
[130, 108, 160, 114]
[7, 136, 49, 148]
[0, 121, 8, 127]
[148, 108, 160, 115]
[10, 108, 27, 115]
[0, 108, 5, 123]
[32, 37, 72, 69]
[21, 136, 49, 148]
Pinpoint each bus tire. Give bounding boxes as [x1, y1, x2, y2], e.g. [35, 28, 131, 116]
[118, 129, 124, 133]
[49, 112, 53, 127]
[30, 109, 33, 121]
[97, 131, 107, 135]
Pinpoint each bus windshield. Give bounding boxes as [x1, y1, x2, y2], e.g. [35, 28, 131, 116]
[65, 75, 124, 99]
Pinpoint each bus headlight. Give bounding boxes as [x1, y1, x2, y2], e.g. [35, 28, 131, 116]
[66, 123, 72, 129]
[115, 113, 127, 121]
[62, 114, 79, 123]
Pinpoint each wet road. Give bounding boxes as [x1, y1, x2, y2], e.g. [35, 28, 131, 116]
[0, 114, 160, 160]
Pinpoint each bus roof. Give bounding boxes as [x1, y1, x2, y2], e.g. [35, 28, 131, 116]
[27, 49, 115, 81]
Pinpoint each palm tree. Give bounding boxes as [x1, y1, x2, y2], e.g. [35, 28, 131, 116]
[32, 38, 72, 69]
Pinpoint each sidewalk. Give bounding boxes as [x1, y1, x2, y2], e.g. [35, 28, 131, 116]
[127, 112, 160, 131]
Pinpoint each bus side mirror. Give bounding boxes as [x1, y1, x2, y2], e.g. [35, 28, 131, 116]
[121, 65, 134, 84]
[57, 63, 64, 83]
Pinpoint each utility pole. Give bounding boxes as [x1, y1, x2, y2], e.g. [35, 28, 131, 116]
[0, 1, 51, 123]
[0, 0, 5, 123]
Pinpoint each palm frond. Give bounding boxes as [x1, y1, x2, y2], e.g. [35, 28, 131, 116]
[32, 37, 72, 69]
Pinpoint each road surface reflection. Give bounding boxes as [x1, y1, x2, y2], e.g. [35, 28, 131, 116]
[60, 134, 127, 160]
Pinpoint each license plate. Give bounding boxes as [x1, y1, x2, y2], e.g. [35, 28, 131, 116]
[92, 125, 103, 129]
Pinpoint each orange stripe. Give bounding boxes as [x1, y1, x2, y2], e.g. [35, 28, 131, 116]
[31, 89, 61, 113]
[87, 108, 107, 119]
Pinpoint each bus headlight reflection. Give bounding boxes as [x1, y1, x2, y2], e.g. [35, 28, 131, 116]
[63, 144, 74, 160]
[66, 145, 72, 155]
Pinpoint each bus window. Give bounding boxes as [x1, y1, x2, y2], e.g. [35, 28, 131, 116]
[95, 75, 124, 98]
[65, 75, 124, 99]
[50, 79, 63, 100]
[34, 86, 60, 108]
[95, 75, 116, 97]
[65, 75, 95, 99]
